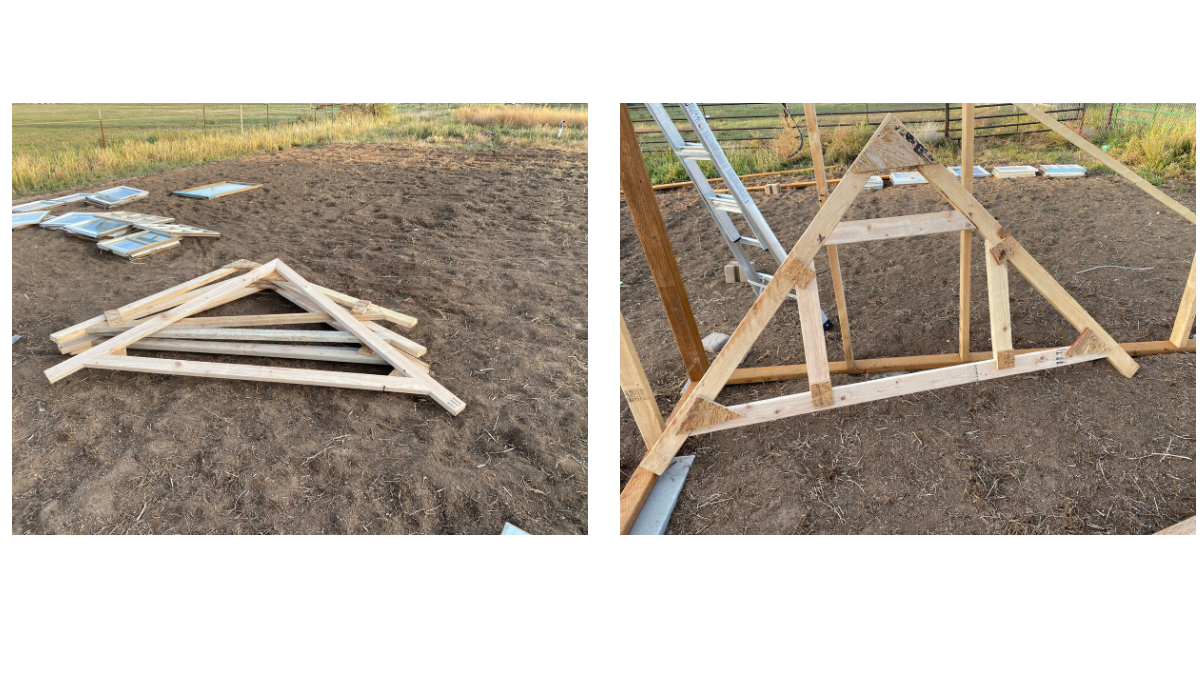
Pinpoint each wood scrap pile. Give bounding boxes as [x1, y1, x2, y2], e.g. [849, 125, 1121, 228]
[46, 258, 465, 415]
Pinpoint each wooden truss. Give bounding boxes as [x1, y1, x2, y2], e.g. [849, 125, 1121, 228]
[618, 104, 1198, 532]
[45, 258, 465, 416]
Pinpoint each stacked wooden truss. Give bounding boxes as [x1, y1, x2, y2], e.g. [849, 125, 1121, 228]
[618, 103, 1197, 533]
[46, 258, 465, 416]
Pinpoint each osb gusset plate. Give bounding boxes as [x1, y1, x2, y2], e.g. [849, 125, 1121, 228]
[1066, 328, 1106, 357]
[850, 113, 939, 174]
[679, 396, 744, 435]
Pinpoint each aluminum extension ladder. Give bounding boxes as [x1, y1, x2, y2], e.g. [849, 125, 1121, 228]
[646, 103, 831, 329]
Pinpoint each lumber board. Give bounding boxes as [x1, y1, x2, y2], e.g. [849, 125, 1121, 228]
[959, 104, 976, 362]
[620, 314, 666, 449]
[691, 348, 1106, 436]
[803, 103, 830, 204]
[918, 163, 1139, 378]
[850, 114, 938, 173]
[826, 243, 854, 368]
[282, 281, 418, 329]
[621, 103, 710, 383]
[620, 467, 659, 535]
[46, 261, 281, 384]
[1013, 104, 1196, 225]
[273, 261, 464, 415]
[985, 243, 1015, 369]
[58, 284, 271, 346]
[726, 340, 1195, 384]
[104, 311, 387, 330]
[122, 338, 430, 371]
[795, 261, 832, 403]
[826, 211, 972, 246]
[88, 326, 366, 343]
[1153, 516, 1196, 535]
[1170, 253, 1197, 349]
[639, 171, 871, 476]
[711, 178, 844, 194]
[269, 282, 426, 358]
[83, 354, 429, 394]
[678, 397, 743, 435]
[650, 167, 821, 191]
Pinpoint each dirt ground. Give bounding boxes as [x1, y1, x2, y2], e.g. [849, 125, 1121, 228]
[13, 143, 588, 535]
[621, 172, 1196, 534]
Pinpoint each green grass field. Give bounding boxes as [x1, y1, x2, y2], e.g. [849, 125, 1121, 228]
[12, 103, 588, 198]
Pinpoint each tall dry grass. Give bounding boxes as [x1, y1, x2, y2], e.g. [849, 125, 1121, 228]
[455, 105, 588, 129]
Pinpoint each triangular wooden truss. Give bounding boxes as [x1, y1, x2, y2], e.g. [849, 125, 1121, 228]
[44, 258, 465, 416]
[637, 114, 1142, 476]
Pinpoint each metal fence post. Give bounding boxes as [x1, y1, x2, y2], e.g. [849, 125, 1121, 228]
[944, 103, 950, 139]
[1107, 103, 1116, 130]
[98, 109, 106, 149]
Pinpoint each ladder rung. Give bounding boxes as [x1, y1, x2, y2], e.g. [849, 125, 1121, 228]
[675, 144, 712, 161]
[709, 195, 742, 214]
[740, 237, 766, 250]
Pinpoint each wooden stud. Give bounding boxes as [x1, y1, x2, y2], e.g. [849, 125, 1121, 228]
[689, 348, 1107, 436]
[98, 311, 388, 331]
[620, 314, 666, 449]
[985, 240, 1015, 369]
[849, 114, 939, 173]
[1154, 516, 1197, 535]
[1170, 253, 1197, 349]
[269, 282, 427, 358]
[727, 340, 1194, 384]
[619, 467, 659, 535]
[764, 183, 781, 195]
[639, 171, 871, 476]
[272, 260, 465, 415]
[122, 338, 428, 371]
[989, 238, 1015, 265]
[1067, 328, 1106, 357]
[917, 164, 1139, 378]
[826, 243, 854, 369]
[810, 381, 833, 407]
[678, 396, 743, 435]
[621, 103, 710, 383]
[83, 354, 429, 394]
[1013, 104, 1196, 225]
[45, 261, 282, 384]
[959, 103, 975, 363]
[795, 262, 833, 405]
[827, 211, 973, 246]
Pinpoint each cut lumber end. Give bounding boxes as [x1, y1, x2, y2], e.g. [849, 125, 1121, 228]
[765, 183, 782, 195]
[1153, 515, 1196, 535]
[724, 261, 747, 284]
[989, 238, 1014, 266]
[104, 309, 125, 327]
[995, 349, 1016, 370]
[680, 396, 744, 435]
[850, 114, 939, 174]
[351, 299, 371, 316]
[810, 380, 834, 407]
[794, 261, 816, 289]
[1067, 328, 1106, 357]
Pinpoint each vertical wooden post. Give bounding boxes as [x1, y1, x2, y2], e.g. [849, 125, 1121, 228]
[98, 109, 106, 149]
[944, 103, 950, 139]
[958, 103, 975, 361]
[1170, 253, 1197, 349]
[986, 245, 1015, 369]
[620, 314, 666, 448]
[620, 103, 710, 383]
[1107, 103, 1116, 131]
[804, 102, 854, 371]
[1076, 103, 1086, 135]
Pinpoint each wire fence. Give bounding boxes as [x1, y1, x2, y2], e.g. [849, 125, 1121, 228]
[1106, 103, 1196, 129]
[628, 103, 1087, 153]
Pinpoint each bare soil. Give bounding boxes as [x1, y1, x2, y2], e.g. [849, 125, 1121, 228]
[13, 143, 588, 535]
[620, 173, 1196, 534]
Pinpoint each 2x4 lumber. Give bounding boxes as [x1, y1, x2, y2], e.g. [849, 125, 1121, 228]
[985, 242, 1015, 369]
[620, 314, 666, 449]
[99, 260, 253, 326]
[83, 354, 429, 394]
[726, 339, 1196, 384]
[640, 170, 872, 476]
[795, 262, 833, 404]
[45, 261, 281, 384]
[277, 280, 417, 329]
[619, 467, 659, 535]
[825, 211, 972, 246]
[89, 326, 368, 344]
[269, 282, 427, 358]
[826, 244, 854, 369]
[620, 103, 710, 382]
[711, 178, 843, 194]
[690, 348, 1107, 436]
[1170, 253, 1197, 348]
[119, 338, 430, 372]
[917, 164, 1140, 378]
[272, 260, 465, 415]
[102, 311, 387, 330]
[1153, 516, 1197, 535]
[959, 103, 976, 362]
[1013, 104, 1196, 225]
